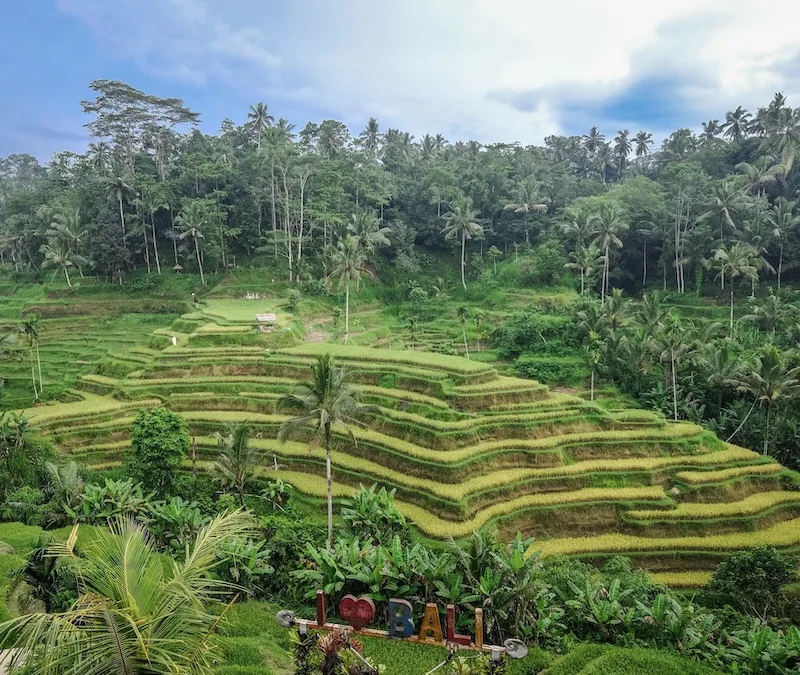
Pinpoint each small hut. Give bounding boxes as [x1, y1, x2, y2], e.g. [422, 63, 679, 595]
[173, 263, 184, 274]
[256, 313, 277, 332]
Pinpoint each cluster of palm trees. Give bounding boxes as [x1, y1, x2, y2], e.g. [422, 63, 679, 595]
[577, 291, 800, 458]
[358, 117, 447, 164]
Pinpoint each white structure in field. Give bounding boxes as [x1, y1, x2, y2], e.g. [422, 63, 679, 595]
[256, 313, 277, 332]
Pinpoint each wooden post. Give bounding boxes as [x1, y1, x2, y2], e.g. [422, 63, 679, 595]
[316, 590, 327, 626]
[474, 608, 484, 649]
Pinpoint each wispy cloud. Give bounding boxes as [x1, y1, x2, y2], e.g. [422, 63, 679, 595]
[56, 0, 800, 144]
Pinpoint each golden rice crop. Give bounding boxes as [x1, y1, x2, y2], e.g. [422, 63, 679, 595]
[627, 491, 800, 521]
[531, 516, 800, 556]
[649, 571, 713, 588]
[675, 463, 782, 484]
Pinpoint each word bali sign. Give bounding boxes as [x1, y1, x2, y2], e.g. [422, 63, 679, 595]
[293, 590, 504, 654]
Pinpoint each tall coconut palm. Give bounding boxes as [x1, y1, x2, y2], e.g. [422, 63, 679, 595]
[696, 180, 746, 239]
[419, 134, 437, 163]
[19, 315, 43, 399]
[176, 201, 207, 286]
[433, 133, 447, 152]
[329, 235, 370, 342]
[248, 102, 274, 152]
[0, 511, 257, 675]
[278, 354, 377, 549]
[442, 196, 484, 291]
[583, 126, 605, 153]
[655, 315, 696, 421]
[47, 208, 90, 277]
[596, 143, 613, 183]
[457, 306, 470, 359]
[591, 203, 629, 301]
[274, 117, 296, 142]
[102, 174, 137, 235]
[722, 106, 752, 143]
[348, 211, 391, 254]
[711, 242, 760, 336]
[86, 141, 110, 175]
[503, 181, 548, 244]
[359, 117, 381, 156]
[733, 345, 800, 455]
[561, 205, 597, 251]
[767, 197, 800, 288]
[698, 339, 742, 412]
[139, 190, 169, 275]
[613, 130, 632, 175]
[699, 120, 723, 149]
[633, 130, 653, 158]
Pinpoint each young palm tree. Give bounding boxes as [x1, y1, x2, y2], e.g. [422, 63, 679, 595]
[213, 423, 259, 507]
[442, 196, 484, 291]
[561, 206, 597, 252]
[102, 174, 137, 235]
[348, 211, 391, 254]
[176, 201, 207, 286]
[278, 354, 377, 549]
[732, 345, 800, 455]
[19, 315, 43, 399]
[591, 203, 629, 301]
[699, 120, 722, 149]
[248, 102, 274, 152]
[565, 245, 604, 295]
[457, 306, 470, 359]
[767, 197, 800, 289]
[329, 235, 370, 343]
[40, 238, 86, 288]
[47, 208, 90, 277]
[698, 340, 742, 412]
[696, 180, 746, 240]
[582, 126, 605, 154]
[735, 156, 785, 196]
[722, 106, 752, 143]
[655, 315, 696, 421]
[0, 511, 257, 675]
[711, 242, 760, 336]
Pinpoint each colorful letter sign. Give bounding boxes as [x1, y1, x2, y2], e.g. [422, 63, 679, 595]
[387, 598, 414, 638]
[418, 603, 443, 643]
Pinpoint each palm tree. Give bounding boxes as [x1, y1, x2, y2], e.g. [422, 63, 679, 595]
[561, 205, 597, 251]
[47, 208, 90, 277]
[419, 134, 436, 163]
[655, 315, 695, 421]
[433, 133, 447, 152]
[733, 345, 800, 455]
[696, 180, 746, 239]
[19, 315, 43, 399]
[583, 126, 605, 154]
[0, 512, 256, 675]
[359, 117, 381, 157]
[591, 203, 629, 301]
[711, 242, 760, 335]
[565, 245, 604, 295]
[329, 235, 370, 343]
[503, 181, 548, 244]
[278, 354, 377, 549]
[139, 189, 169, 275]
[274, 117, 296, 141]
[176, 201, 207, 286]
[596, 143, 613, 183]
[633, 130, 653, 158]
[722, 106, 752, 143]
[213, 423, 258, 507]
[699, 120, 722, 149]
[743, 288, 795, 336]
[102, 174, 137, 235]
[735, 156, 785, 196]
[86, 141, 110, 174]
[442, 196, 484, 291]
[767, 197, 800, 288]
[613, 130, 632, 175]
[698, 339, 742, 412]
[248, 102, 274, 152]
[457, 306, 470, 359]
[40, 238, 86, 288]
[348, 211, 391, 254]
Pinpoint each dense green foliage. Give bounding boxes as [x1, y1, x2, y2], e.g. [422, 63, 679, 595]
[128, 406, 191, 496]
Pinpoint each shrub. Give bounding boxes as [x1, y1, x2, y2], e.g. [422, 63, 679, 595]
[493, 311, 581, 359]
[127, 407, 191, 497]
[514, 356, 589, 384]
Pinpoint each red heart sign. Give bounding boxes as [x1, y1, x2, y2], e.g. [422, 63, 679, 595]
[338, 595, 376, 630]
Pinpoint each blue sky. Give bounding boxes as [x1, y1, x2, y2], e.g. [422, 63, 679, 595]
[2, 0, 799, 160]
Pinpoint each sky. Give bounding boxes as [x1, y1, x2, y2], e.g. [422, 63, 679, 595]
[2, 0, 800, 161]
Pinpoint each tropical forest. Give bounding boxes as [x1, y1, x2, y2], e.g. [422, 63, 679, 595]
[3, 75, 800, 674]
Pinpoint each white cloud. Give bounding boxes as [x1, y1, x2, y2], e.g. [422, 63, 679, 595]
[58, 0, 800, 144]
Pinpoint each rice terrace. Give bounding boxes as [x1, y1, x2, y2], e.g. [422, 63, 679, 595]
[5, 7, 800, 671]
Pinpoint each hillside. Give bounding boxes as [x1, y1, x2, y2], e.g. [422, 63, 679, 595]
[13, 285, 800, 587]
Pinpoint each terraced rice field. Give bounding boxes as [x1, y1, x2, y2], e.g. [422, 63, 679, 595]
[18, 310, 800, 584]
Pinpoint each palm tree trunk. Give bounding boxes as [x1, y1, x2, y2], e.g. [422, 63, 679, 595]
[726, 396, 758, 443]
[118, 196, 125, 234]
[462, 325, 470, 359]
[36, 341, 43, 393]
[778, 241, 783, 289]
[642, 239, 647, 287]
[344, 280, 350, 344]
[151, 215, 161, 275]
[143, 228, 151, 274]
[29, 348, 38, 401]
[671, 348, 678, 421]
[580, 269, 585, 295]
[194, 236, 205, 286]
[64, 266, 72, 288]
[764, 404, 770, 456]
[590, 367, 595, 402]
[461, 231, 467, 290]
[729, 288, 734, 337]
[324, 425, 334, 551]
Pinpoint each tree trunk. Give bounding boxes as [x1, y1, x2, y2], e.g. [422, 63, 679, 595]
[642, 239, 647, 287]
[325, 425, 334, 551]
[730, 288, 734, 337]
[590, 368, 595, 402]
[778, 241, 783, 289]
[64, 266, 72, 288]
[151, 215, 161, 275]
[764, 404, 770, 456]
[462, 325, 470, 359]
[461, 231, 467, 290]
[36, 342, 43, 393]
[344, 280, 350, 344]
[29, 348, 38, 400]
[119, 197, 126, 235]
[271, 162, 278, 261]
[580, 269, 585, 295]
[671, 348, 678, 421]
[143, 228, 151, 274]
[195, 236, 205, 286]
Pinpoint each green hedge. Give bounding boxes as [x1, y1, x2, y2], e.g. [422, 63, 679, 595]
[514, 355, 589, 384]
